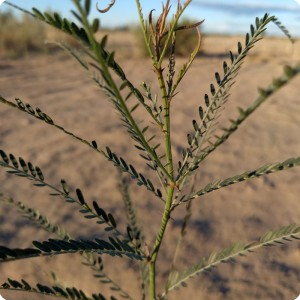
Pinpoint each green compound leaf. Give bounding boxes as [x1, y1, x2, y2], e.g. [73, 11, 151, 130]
[0, 238, 144, 263]
[186, 156, 300, 201]
[177, 14, 294, 188]
[0, 277, 111, 299]
[104, 147, 163, 200]
[0, 149, 126, 239]
[0, 194, 70, 240]
[192, 62, 300, 165]
[162, 223, 300, 298]
[0, 193, 132, 299]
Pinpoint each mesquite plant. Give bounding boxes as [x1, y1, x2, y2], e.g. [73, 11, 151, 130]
[0, 0, 300, 299]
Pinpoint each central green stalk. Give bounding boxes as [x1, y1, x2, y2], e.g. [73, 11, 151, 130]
[149, 67, 175, 299]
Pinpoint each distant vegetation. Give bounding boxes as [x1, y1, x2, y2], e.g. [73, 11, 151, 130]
[0, 10, 81, 58]
[0, 9, 202, 59]
[0, 10, 47, 57]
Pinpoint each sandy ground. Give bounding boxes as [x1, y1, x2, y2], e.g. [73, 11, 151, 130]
[0, 31, 300, 300]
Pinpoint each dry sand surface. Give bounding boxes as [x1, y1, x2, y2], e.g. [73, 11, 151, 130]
[0, 31, 300, 300]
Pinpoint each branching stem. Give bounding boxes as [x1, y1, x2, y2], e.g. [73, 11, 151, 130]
[149, 64, 175, 299]
[72, 0, 171, 181]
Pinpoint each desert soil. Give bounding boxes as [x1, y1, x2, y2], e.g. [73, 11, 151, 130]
[0, 32, 300, 300]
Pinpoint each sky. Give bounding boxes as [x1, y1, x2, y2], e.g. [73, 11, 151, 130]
[1, 0, 300, 36]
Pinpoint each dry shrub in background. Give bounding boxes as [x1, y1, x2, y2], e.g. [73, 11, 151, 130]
[0, 10, 82, 58]
[0, 10, 47, 57]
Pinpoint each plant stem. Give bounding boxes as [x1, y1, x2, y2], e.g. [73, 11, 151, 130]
[149, 185, 175, 299]
[157, 68, 174, 178]
[149, 66, 175, 299]
[73, 0, 171, 181]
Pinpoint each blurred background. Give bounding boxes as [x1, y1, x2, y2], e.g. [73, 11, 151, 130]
[1, 0, 300, 35]
[1, 0, 300, 58]
[0, 1, 300, 300]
